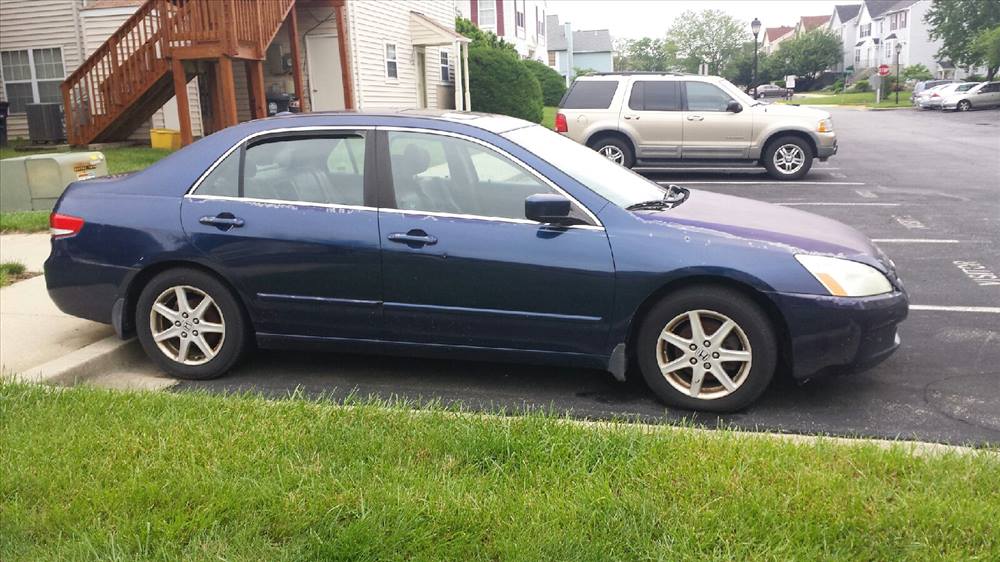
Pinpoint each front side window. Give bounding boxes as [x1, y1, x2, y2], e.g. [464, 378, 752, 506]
[195, 134, 367, 206]
[385, 44, 398, 79]
[685, 82, 734, 112]
[1, 47, 65, 113]
[387, 131, 583, 222]
[628, 81, 682, 111]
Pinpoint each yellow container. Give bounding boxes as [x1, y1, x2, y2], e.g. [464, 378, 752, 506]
[150, 128, 181, 150]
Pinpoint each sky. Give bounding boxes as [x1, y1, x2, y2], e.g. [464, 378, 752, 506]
[547, 0, 843, 40]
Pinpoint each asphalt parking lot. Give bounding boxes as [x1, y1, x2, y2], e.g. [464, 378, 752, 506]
[177, 106, 1000, 447]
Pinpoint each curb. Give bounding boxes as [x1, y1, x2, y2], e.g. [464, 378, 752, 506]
[14, 336, 146, 386]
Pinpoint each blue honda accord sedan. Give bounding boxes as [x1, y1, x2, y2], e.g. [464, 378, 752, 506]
[45, 111, 907, 411]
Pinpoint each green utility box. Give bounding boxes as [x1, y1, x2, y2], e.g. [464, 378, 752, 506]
[0, 152, 108, 212]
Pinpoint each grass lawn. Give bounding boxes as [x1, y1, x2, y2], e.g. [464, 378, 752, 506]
[0, 261, 27, 287]
[2, 383, 998, 560]
[784, 91, 913, 108]
[0, 210, 49, 234]
[543, 105, 557, 130]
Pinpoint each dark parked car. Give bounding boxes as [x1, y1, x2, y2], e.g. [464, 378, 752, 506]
[754, 84, 790, 99]
[45, 111, 908, 412]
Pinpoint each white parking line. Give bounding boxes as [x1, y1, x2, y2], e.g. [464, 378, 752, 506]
[910, 305, 1000, 314]
[660, 181, 866, 185]
[778, 202, 900, 206]
[871, 239, 962, 243]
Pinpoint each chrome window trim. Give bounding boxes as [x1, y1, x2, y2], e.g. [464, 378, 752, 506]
[378, 207, 605, 230]
[378, 125, 604, 228]
[186, 125, 375, 197]
[184, 193, 375, 212]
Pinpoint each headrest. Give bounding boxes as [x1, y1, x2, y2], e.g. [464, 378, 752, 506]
[397, 144, 430, 177]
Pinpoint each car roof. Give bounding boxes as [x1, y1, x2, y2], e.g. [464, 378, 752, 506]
[575, 72, 719, 82]
[260, 109, 535, 135]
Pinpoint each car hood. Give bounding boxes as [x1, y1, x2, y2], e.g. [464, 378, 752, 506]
[641, 190, 878, 259]
[752, 103, 830, 121]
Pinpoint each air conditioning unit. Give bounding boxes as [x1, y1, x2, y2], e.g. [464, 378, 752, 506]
[26, 103, 66, 143]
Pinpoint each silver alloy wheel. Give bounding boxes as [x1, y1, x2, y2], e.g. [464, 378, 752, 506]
[656, 309, 753, 400]
[149, 285, 226, 366]
[957, 100, 971, 111]
[773, 143, 806, 175]
[599, 145, 625, 165]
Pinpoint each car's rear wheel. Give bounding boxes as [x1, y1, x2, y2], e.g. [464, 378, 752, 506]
[136, 268, 248, 379]
[957, 100, 972, 111]
[763, 135, 813, 180]
[591, 136, 635, 168]
[636, 287, 777, 412]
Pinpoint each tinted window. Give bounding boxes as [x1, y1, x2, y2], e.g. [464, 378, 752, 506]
[561, 81, 619, 109]
[387, 131, 584, 222]
[198, 149, 240, 197]
[628, 81, 681, 111]
[685, 81, 733, 112]
[242, 135, 366, 205]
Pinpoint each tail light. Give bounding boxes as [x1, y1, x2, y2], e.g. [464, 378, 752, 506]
[931, 92, 940, 98]
[50, 213, 85, 238]
[554, 112, 568, 133]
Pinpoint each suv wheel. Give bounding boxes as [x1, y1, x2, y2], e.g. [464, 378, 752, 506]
[591, 137, 634, 168]
[136, 268, 248, 379]
[635, 287, 777, 412]
[763, 136, 813, 180]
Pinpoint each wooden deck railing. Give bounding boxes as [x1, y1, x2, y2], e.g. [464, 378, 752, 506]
[62, 0, 295, 145]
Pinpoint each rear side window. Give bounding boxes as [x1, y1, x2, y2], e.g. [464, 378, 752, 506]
[561, 81, 619, 109]
[243, 135, 366, 206]
[628, 81, 682, 111]
[197, 149, 240, 197]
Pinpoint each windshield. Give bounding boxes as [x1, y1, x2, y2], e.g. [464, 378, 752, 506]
[503, 125, 666, 208]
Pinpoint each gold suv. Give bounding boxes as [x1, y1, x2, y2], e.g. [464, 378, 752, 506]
[555, 73, 838, 180]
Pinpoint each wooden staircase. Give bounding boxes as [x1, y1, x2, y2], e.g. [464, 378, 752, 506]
[62, 0, 295, 146]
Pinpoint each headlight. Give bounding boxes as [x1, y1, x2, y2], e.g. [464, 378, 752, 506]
[795, 255, 892, 297]
[817, 118, 834, 133]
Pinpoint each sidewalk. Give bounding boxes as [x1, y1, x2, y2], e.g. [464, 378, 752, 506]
[0, 233, 113, 374]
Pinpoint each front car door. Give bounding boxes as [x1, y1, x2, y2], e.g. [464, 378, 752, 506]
[619, 79, 684, 160]
[377, 128, 615, 357]
[681, 81, 754, 159]
[979, 82, 1000, 107]
[181, 128, 381, 339]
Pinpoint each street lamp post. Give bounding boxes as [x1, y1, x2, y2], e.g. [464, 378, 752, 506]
[895, 42, 903, 105]
[751, 18, 761, 97]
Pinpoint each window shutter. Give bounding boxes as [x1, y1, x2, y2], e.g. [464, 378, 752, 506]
[496, 0, 505, 36]
[471, 0, 478, 24]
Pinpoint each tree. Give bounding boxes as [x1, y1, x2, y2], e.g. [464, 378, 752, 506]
[970, 26, 1000, 79]
[456, 17, 517, 52]
[723, 41, 773, 86]
[925, 0, 1000, 80]
[903, 63, 934, 81]
[614, 37, 681, 72]
[766, 29, 842, 88]
[467, 44, 543, 123]
[666, 10, 746, 74]
[523, 59, 566, 106]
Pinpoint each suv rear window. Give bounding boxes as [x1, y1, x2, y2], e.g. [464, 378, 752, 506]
[628, 81, 681, 111]
[561, 81, 619, 109]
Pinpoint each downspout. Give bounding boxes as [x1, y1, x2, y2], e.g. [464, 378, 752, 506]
[71, 0, 85, 65]
[564, 22, 573, 87]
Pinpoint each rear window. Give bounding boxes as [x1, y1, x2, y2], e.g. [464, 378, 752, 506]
[560, 81, 619, 109]
[628, 81, 682, 111]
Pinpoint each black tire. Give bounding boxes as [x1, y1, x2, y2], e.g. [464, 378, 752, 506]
[957, 100, 971, 112]
[135, 268, 248, 380]
[635, 286, 778, 412]
[590, 136, 635, 168]
[762, 135, 813, 180]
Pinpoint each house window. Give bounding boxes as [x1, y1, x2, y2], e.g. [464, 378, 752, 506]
[860, 23, 871, 38]
[539, 10, 545, 36]
[855, 49, 861, 64]
[385, 44, 398, 79]
[1, 47, 65, 113]
[548, 51, 556, 66]
[515, 0, 525, 38]
[900, 11, 906, 28]
[478, 2, 496, 28]
[440, 51, 450, 83]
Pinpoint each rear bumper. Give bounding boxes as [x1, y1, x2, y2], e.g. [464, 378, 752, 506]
[767, 290, 908, 380]
[45, 250, 131, 327]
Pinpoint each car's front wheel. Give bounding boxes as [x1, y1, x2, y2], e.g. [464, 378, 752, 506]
[636, 287, 777, 412]
[136, 268, 248, 379]
[591, 137, 635, 168]
[763, 136, 813, 180]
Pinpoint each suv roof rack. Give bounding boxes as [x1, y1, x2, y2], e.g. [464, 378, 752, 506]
[586, 71, 694, 77]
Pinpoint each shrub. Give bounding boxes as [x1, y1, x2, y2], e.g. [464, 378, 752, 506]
[831, 79, 844, 92]
[523, 59, 567, 106]
[852, 79, 871, 92]
[468, 45, 543, 123]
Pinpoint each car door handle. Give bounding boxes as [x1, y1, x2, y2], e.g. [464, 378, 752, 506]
[388, 231, 438, 246]
[686, 115, 704, 121]
[199, 214, 245, 229]
[623, 114, 640, 120]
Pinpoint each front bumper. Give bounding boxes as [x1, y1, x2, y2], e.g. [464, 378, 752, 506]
[767, 290, 908, 380]
[816, 132, 838, 160]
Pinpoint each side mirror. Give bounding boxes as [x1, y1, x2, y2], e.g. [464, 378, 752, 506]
[726, 100, 743, 113]
[525, 193, 573, 225]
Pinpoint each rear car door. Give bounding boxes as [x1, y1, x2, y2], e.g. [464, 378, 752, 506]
[377, 128, 615, 356]
[181, 129, 381, 339]
[619, 80, 684, 160]
[681, 81, 753, 159]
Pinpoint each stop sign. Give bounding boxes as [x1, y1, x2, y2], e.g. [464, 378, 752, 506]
[878, 64, 890, 76]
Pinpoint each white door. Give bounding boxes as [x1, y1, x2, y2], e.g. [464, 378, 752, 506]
[306, 34, 345, 111]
